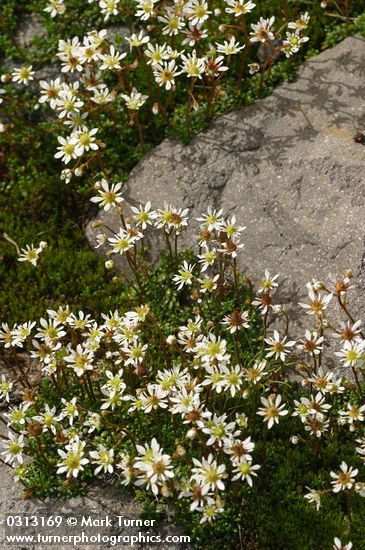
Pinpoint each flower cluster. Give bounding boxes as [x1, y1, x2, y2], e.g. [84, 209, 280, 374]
[1, 3, 310, 184]
[1, 193, 364, 533]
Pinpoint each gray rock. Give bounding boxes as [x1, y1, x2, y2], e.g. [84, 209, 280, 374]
[14, 14, 47, 49]
[0, 421, 190, 550]
[0, 472, 190, 549]
[86, 35, 365, 325]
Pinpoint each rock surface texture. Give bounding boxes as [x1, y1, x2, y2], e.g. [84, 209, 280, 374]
[87, 35, 365, 319]
[0, 431, 189, 550]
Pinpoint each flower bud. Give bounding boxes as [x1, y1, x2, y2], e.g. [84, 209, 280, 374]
[152, 102, 159, 115]
[166, 335, 176, 345]
[186, 428, 197, 440]
[160, 484, 170, 497]
[105, 260, 114, 270]
[175, 444, 186, 457]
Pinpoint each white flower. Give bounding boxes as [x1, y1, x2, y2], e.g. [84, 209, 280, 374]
[248, 63, 260, 74]
[202, 366, 226, 394]
[135, 0, 158, 20]
[245, 360, 268, 385]
[304, 413, 329, 438]
[0, 323, 17, 348]
[231, 460, 261, 485]
[67, 311, 94, 330]
[125, 31, 150, 51]
[1, 432, 25, 466]
[108, 228, 138, 255]
[90, 179, 124, 211]
[39, 78, 62, 108]
[224, 436, 254, 462]
[44, 0, 66, 17]
[299, 289, 332, 315]
[64, 344, 94, 376]
[200, 413, 238, 447]
[222, 364, 243, 397]
[222, 310, 250, 333]
[18, 241, 47, 266]
[54, 135, 80, 164]
[12, 65, 35, 85]
[333, 538, 352, 550]
[134, 438, 174, 496]
[258, 269, 279, 294]
[99, 45, 126, 70]
[204, 56, 228, 78]
[282, 30, 309, 58]
[102, 369, 126, 395]
[330, 462, 358, 493]
[264, 330, 296, 362]
[339, 403, 365, 427]
[184, 0, 212, 26]
[225, 0, 256, 17]
[198, 274, 219, 294]
[250, 16, 275, 43]
[91, 87, 115, 104]
[196, 207, 224, 231]
[123, 341, 148, 366]
[257, 393, 288, 429]
[288, 12, 310, 31]
[11, 321, 36, 347]
[84, 412, 102, 434]
[99, 0, 120, 20]
[173, 261, 195, 290]
[170, 388, 201, 415]
[297, 330, 324, 356]
[5, 402, 31, 427]
[198, 247, 217, 271]
[304, 487, 321, 511]
[144, 43, 169, 66]
[180, 50, 206, 79]
[181, 23, 207, 47]
[307, 368, 334, 394]
[191, 454, 226, 494]
[57, 397, 79, 425]
[131, 201, 157, 229]
[60, 169, 72, 183]
[57, 437, 89, 478]
[0, 375, 13, 402]
[34, 317, 66, 344]
[73, 127, 99, 155]
[121, 88, 148, 110]
[90, 444, 114, 474]
[216, 36, 245, 55]
[334, 320, 362, 343]
[153, 60, 181, 90]
[195, 333, 229, 364]
[56, 92, 84, 119]
[140, 384, 168, 413]
[335, 340, 365, 368]
[199, 503, 224, 524]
